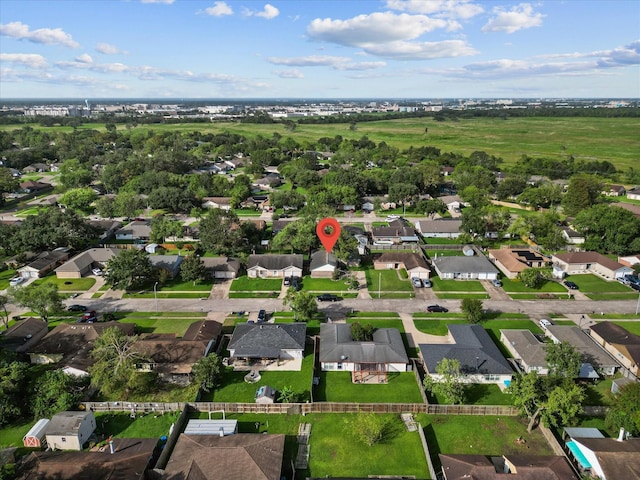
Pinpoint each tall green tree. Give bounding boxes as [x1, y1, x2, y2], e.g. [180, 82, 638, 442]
[180, 255, 207, 285]
[192, 354, 224, 393]
[198, 209, 244, 254]
[562, 174, 603, 216]
[10, 283, 63, 322]
[283, 289, 318, 321]
[151, 215, 184, 243]
[59, 187, 97, 212]
[0, 167, 19, 206]
[271, 219, 318, 254]
[517, 267, 552, 289]
[605, 382, 640, 436]
[0, 295, 9, 330]
[573, 204, 640, 255]
[31, 369, 87, 419]
[461, 298, 483, 323]
[423, 358, 466, 405]
[545, 341, 582, 379]
[104, 249, 154, 291]
[0, 360, 30, 426]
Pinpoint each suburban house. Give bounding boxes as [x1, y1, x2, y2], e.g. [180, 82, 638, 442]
[201, 197, 232, 210]
[589, 322, 640, 377]
[159, 433, 285, 480]
[115, 220, 152, 242]
[271, 219, 291, 236]
[618, 254, 640, 268]
[419, 324, 513, 385]
[252, 175, 282, 190]
[228, 323, 306, 366]
[605, 184, 626, 196]
[499, 329, 549, 375]
[488, 248, 551, 279]
[432, 254, 499, 280]
[20, 438, 157, 479]
[309, 250, 337, 278]
[23, 162, 51, 173]
[17, 248, 70, 279]
[373, 252, 431, 280]
[20, 180, 52, 194]
[626, 186, 640, 200]
[439, 454, 578, 480]
[438, 195, 465, 213]
[150, 255, 184, 279]
[246, 254, 303, 278]
[564, 428, 640, 480]
[201, 256, 241, 279]
[561, 227, 586, 246]
[552, 251, 634, 280]
[371, 221, 419, 244]
[28, 322, 136, 375]
[55, 247, 118, 278]
[45, 411, 96, 451]
[0, 317, 48, 354]
[544, 325, 620, 376]
[319, 324, 409, 382]
[415, 219, 462, 239]
[224, 157, 245, 170]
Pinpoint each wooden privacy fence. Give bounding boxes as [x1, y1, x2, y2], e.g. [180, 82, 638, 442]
[83, 401, 518, 416]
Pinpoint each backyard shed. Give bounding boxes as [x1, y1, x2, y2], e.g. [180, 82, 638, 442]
[23, 419, 50, 448]
[255, 385, 277, 404]
[45, 411, 96, 451]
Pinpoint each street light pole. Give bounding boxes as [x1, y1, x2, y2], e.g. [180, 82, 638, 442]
[154, 281, 159, 312]
[378, 272, 381, 299]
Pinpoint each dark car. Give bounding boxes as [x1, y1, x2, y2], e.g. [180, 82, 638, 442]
[67, 304, 87, 312]
[317, 293, 341, 302]
[80, 310, 97, 322]
[427, 304, 448, 313]
[258, 309, 267, 322]
[564, 280, 579, 290]
[291, 276, 300, 291]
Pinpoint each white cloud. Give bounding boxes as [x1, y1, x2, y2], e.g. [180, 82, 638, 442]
[204, 1, 233, 17]
[276, 69, 304, 79]
[482, 3, 544, 34]
[385, 0, 483, 19]
[141, 0, 175, 4]
[0, 67, 53, 81]
[0, 21, 79, 48]
[96, 42, 127, 55]
[593, 40, 640, 67]
[364, 39, 477, 59]
[267, 55, 386, 71]
[243, 3, 280, 19]
[75, 53, 93, 64]
[0, 53, 48, 68]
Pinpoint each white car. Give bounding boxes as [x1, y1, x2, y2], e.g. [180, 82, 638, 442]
[92, 268, 103, 276]
[9, 276, 24, 287]
[539, 318, 553, 329]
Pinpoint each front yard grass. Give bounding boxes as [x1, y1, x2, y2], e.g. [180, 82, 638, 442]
[301, 276, 351, 292]
[156, 277, 214, 291]
[33, 275, 96, 291]
[431, 277, 486, 292]
[567, 274, 633, 293]
[314, 371, 424, 403]
[229, 275, 282, 291]
[365, 269, 413, 292]
[0, 268, 18, 289]
[0, 419, 37, 448]
[500, 277, 566, 293]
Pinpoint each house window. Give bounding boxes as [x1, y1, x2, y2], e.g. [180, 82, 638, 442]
[484, 375, 500, 381]
[61, 437, 66, 442]
[337, 363, 343, 370]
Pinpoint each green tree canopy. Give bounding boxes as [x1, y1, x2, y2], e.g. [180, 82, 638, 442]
[104, 248, 154, 291]
[192, 354, 224, 393]
[562, 173, 603, 216]
[545, 341, 582, 379]
[283, 289, 318, 321]
[59, 187, 98, 212]
[461, 298, 484, 323]
[31, 369, 87, 419]
[10, 283, 63, 322]
[180, 255, 207, 285]
[0, 359, 30, 426]
[198, 209, 244, 255]
[423, 357, 466, 405]
[605, 381, 640, 436]
[573, 204, 640, 255]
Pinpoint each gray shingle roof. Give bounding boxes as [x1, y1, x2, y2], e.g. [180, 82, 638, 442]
[309, 250, 337, 270]
[432, 255, 499, 275]
[500, 329, 547, 368]
[229, 323, 306, 358]
[319, 324, 408, 364]
[545, 325, 619, 368]
[247, 254, 303, 271]
[419, 324, 512, 375]
[416, 219, 462, 234]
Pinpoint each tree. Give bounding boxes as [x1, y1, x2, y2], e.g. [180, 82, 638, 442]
[0, 295, 9, 330]
[58, 187, 97, 212]
[573, 204, 640, 255]
[151, 215, 184, 243]
[192, 354, 224, 393]
[271, 219, 318, 254]
[10, 283, 63, 322]
[517, 267, 551, 289]
[545, 341, 581, 379]
[89, 326, 143, 396]
[344, 411, 388, 446]
[388, 183, 418, 214]
[283, 289, 318, 321]
[508, 371, 584, 432]
[0, 360, 30, 426]
[0, 167, 19, 206]
[333, 231, 358, 264]
[461, 298, 483, 323]
[31, 369, 87, 419]
[104, 248, 154, 291]
[605, 381, 640, 436]
[278, 385, 298, 403]
[423, 358, 466, 404]
[350, 322, 375, 341]
[180, 255, 207, 285]
[562, 174, 603, 216]
[199, 209, 244, 254]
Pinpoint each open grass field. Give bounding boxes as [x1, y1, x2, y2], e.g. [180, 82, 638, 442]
[6, 116, 637, 169]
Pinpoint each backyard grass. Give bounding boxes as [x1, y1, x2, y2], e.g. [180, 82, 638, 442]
[582, 376, 617, 406]
[95, 411, 181, 439]
[0, 419, 37, 448]
[33, 275, 96, 291]
[314, 371, 424, 403]
[229, 275, 282, 291]
[346, 318, 405, 332]
[204, 345, 315, 403]
[424, 250, 464, 258]
[365, 269, 413, 292]
[429, 383, 512, 406]
[420, 415, 554, 468]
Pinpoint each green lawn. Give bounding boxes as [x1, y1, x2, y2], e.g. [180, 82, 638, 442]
[0, 268, 18, 290]
[425, 250, 464, 258]
[0, 419, 37, 448]
[314, 371, 424, 403]
[500, 277, 566, 293]
[429, 383, 512, 406]
[346, 318, 405, 332]
[204, 346, 315, 403]
[431, 277, 486, 292]
[33, 275, 96, 291]
[229, 276, 282, 291]
[413, 319, 542, 340]
[566, 274, 635, 293]
[300, 276, 351, 292]
[95, 411, 181, 438]
[420, 415, 554, 468]
[611, 321, 640, 335]
[365, 269, 415, 293]
[157, 277, 214, 291]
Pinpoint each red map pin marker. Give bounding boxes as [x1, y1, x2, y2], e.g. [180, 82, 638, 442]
[316, 218, 341, 253]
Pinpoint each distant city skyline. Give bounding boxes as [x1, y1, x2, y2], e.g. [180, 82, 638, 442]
[1, 0, 638, 99]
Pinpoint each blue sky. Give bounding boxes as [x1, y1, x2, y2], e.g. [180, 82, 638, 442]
[1, 0, 638, 99]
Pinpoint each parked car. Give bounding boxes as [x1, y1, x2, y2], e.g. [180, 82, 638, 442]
[258, 309, 267, 322]
[427, 304, 448, 313]
[283, 276, 291, 286]
[9, 276, 24, 287]
[411, 277, 423, 288]
[386, 214, 401, 221]
[564, 280, 579, 290]
[291, 276, 300, 291]
[80, 310, 97, 322]
[539, 318, 553, 329]
[92, 268, 103, 276]
[423, 279, 432, 288]
[492, 279, 503, 287]
[317, 293, 341, 302]
[67, 304, 87, 312]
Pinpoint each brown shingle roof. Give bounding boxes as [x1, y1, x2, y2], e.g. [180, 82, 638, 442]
[374, 252, 429, 270]
[590, 322, 640, 365]
[554, 251, 626, 272]
[439, 454, 579, 480]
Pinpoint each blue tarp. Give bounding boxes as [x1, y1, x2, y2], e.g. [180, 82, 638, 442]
[567, 441, 591, 468]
